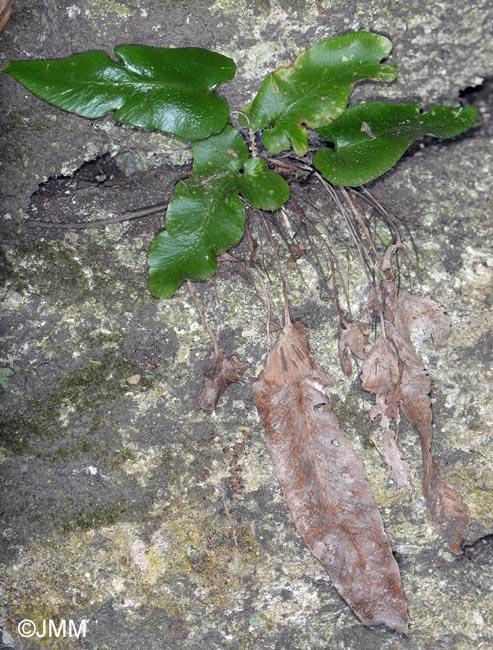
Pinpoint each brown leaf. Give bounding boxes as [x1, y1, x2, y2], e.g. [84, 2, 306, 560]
[426, 472, 471, 555]
[253, 321, 409, 632]
[338, 321, 368, 377]
[197, 351, 248, 410]
[361, 281, 469, 553]
[287, 242, 306, 269]
[370, 419, 411, 490]
[361, 337, 411, 489]
[0, 0, 13, 32]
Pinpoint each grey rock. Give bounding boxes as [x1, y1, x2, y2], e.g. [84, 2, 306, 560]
[1, 2, 492, 649]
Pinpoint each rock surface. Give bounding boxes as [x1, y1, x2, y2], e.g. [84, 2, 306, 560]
[1, 1, 492, 649]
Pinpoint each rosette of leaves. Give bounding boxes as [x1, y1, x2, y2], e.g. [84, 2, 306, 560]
[3, 33, 477, 297]
[148, 125, 289, 297]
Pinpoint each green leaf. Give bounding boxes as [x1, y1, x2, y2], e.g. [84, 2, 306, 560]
[148, 177, 245, 298]
[148, 126, 290, 297]
[313, 102, 478, 186]
[240, 157, 291, 210]
[4, 46, 236, 140]
[191, 123, 249, 175]
[241, 32, 396, 156]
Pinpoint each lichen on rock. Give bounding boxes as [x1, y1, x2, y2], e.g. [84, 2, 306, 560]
[1, 1, 493, 648]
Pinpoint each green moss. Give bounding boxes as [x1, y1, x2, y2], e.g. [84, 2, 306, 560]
[60, 355, 141, 407]
[6, 239, 86, 295]
[1, 106, 50, 136]
[2, 354, 147, 455]
[61, 501, 130, 533]
[111, 447, 138, 466]
[0, 414, 33, 454]
[0, 367, 14, 389]
[185, 520, 259, 605]
[5, 233, 144, 304]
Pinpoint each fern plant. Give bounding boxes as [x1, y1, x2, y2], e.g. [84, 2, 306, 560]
[4, 32, 479, 632]
[4, 32, 477, 299]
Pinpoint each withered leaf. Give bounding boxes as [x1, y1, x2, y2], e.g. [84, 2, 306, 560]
[338, 316, 410, 487]
[0, 0, 13, 32]
[361, 281, 470, 553]
[361, 337, 411, 490]
[425, 471, 471, 556]
[287, 242, 306, 270]
[197, 351, 248, 410]
[253, 321, 409, 632]
[338, 321, 368, 377]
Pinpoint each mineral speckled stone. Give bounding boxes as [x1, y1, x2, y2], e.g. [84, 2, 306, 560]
[1, 2, 492, 649]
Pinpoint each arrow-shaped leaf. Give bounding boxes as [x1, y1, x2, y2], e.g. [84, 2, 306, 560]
[148, 126, 290, 298]
[4, 46, 236, 140]
[241, 32, 397, 156]
[314, 102, 478, 186]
